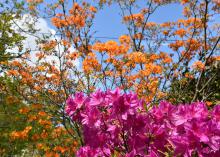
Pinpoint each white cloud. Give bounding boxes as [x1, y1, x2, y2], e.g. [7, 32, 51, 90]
[10, 14, 79, 70]
[10, 14, 53, 52]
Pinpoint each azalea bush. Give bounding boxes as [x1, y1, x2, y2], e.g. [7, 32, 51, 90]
[66, 89, 220, 156]
[0, 0, 220, 156]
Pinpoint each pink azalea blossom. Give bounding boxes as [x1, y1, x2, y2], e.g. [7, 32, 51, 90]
[66, 89, 220, 156]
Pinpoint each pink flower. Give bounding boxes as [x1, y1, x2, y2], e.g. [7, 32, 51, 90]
[66, 92, 88, 121]
[66, 89, 220, 156]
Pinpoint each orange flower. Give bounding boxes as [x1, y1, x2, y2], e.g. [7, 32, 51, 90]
[174, 29, 186, 38]
[35, 52, 45, 60]
[36, 143, 44, 150]
[10, 126, 32, 140]
[123, 13, 144, 23]
[119, 35, 131, 45]
[163, 30, 169, 36]
[38, 119, 52, 126]
[10, 60, 22, 67]
[45, 151, 59, 157]
[214, 56, 220, 61]
[193, 61, 205, 71]
[181, 0, 190, 4]
[38, 111, 47, 117]
[128, 52, 146, 63]
[149, 54, 159, 62]
[185, 73, 194, 79]
[133, 33, 143, 39]
[53, 146, 67, 154]
[41, 130, 48, 139]
[83, 53, 101, 73]
[19, 107, 30, 114]
[157, 91, 167, 99]
[145, 22, 157, 28]
[7, 70, 19, 76]
[51, 17, 62, 28]
[89, 6, 97, 13]
[28, 115, 37, 122]
[169, 40, 184, 51]
[206, 101, 213, 107]
[32, 134, 40, 141]
[160, 22, 172, 27]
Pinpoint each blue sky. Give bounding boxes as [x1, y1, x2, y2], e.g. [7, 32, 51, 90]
[42, 1, 183, 41]
[92, 2, 183, 41]
[89, 1, 184, 57]
[21, 1, 185, 64]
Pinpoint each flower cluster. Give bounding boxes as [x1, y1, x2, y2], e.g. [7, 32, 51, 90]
[66, 89, 220, 156]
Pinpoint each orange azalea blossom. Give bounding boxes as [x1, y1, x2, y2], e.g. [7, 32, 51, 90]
[169, 40, 184, 51]
[160, 22, 172, 27]
[139, 69, 151, 77]
[41, 130, 48, 139]
[157, 91, 167, 99]
[10, 126, 32, 140]
[52, 127, 65, 138]
[38, 119, 52, 126]
[10, 60, 22, 67]
[65, 52, 78, 60]
[183, 6, 191, 17]
[206, 101, 213, 107]
[51, 17, 62, 28]
[128, 52, 146, 63]
[83, 53, 101, 73]
[149, 54, 159, 62]
[185, 73, 194, 79]
[93, 40, 127, 55]
[186, 39, 201, 51]
[35, 52, 45, 60]
[213, 0, 220, 6]
[32, 134, 40, 141]
[38, 111, 47, 117]
[89, 6, 97, 13]
[45, 151, 59, 157]
[41, 40, 57, 51]
[214, 56, 220, 61]
[104, 41, 119, 54]
[119, 35, 131, 45]
[133, 33, 144, 39]
[145, 22, 157, 28]
[145, 63, 163, 74]
[53, 146, 67, 154]
[193, 61, 205, 71]
[163, 30, 169, 36]
[162, 56, 172, 64]
[123, 13, 144, 23]
[19, 107, 30, 114]
[174, 28, 186, 38]
[7, 70, 19, 76]
[36, 143, 44, 150]
[28, 115, 38, 122]
[181, 51, 193, 60]
[181, 0, 190, 4]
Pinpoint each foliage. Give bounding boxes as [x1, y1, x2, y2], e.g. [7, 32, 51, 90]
[0, 76, 28, 155]
[0, 76, 78, 156]
[168, 60, 220, 104]
[0, 0, 27, 62]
